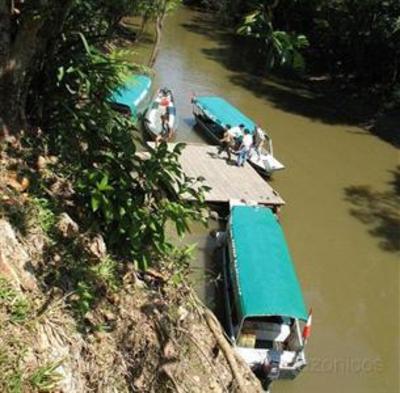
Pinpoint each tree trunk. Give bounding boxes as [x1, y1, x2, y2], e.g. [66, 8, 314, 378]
[0, 14, 45, 133]
[137, 15, 149, 42]
[148, 0, 168, 68]
[0, 1, 74, 135]
[0, 0, 12, 137]
[148, 15, 164, 68]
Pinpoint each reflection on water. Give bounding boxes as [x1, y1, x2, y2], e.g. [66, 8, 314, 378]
[344, 166, 400, 253]
[179, 219, 222, 308]
[143, 6, 399, 393]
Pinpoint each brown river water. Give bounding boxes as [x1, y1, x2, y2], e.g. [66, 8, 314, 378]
[134, 6, 399, 393]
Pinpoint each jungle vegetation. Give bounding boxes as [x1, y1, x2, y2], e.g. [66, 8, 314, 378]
[187, 0, 400, 104]
[0, 0, 206, 273]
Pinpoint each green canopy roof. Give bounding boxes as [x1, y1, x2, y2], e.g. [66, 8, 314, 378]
[194, 96, 255, 133]
[111, 74, 152, 112]
[230, 205, 308, 321]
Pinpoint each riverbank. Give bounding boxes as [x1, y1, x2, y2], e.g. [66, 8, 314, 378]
[0, 7, 265, 393]
[1, 4, 397, 392]
[0, 145, 263, 392]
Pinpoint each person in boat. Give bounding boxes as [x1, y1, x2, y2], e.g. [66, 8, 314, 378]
[217, 124, 235, 160]
[156, 93, 173, 142]
[253, 125, 266, 158]
[160, 112, 171, 140]
[160, 89, 171, 108]
[236, 128, 253, 167]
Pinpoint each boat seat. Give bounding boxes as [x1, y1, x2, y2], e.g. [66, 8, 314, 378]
[243, 322, 291, 343]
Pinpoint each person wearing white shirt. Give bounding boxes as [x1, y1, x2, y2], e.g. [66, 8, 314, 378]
[236, 128, 253, 167]
[228, 124, 243, 137]
[228, 124, 245, 148]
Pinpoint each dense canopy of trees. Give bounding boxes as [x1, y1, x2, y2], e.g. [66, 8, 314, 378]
[0, 0, 180, 133]
[189, 0, 400, 97]
[0, 0, 398, 268]
[0, 0, 206, 270]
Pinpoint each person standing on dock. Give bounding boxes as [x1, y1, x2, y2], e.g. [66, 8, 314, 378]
[236, 128, 253, 167]
[229, 124, 245, 150]
[217, 124, 235, 160]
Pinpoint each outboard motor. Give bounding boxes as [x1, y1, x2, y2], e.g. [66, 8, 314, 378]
[262, 350, 281, 381]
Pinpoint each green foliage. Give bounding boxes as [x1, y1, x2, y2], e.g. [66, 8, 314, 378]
[0, 277, 30, 324]
[29, 361, 63, 392]
[271, 31, 309, 71]
[0, 277, 61, 393]
[209, 0, 400, 92]
[0, 362, 24, 393]
[74, 281, 96, 317]
[90, 256, 119, 291]
[7, 0, 207, 330]
[276, 0, 400, 82]
[237, 9, 273, 39]
[30, 198, 56, 236]
[168, 243, 197, 287]
[135, 0, 182, 21]
[28, 0, 207, 272]
[235, 0, 400, 87]
[44, 244, 121, 318]
[77, 141, 209, 270]
[237, 6, 309, 72]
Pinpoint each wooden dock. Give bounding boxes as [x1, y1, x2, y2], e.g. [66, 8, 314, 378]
[148, 143, 285, 206]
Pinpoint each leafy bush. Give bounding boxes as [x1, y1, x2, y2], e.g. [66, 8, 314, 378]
[30, 198, 56, 236]
[28, 18, 209, 270]
[77, 141, 209, 270]
[238, 8, 309, 72]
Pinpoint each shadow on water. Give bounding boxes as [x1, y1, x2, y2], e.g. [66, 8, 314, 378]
[181, 9, 400, 148]
[344, 166, 400, 254]
[181, 116, 195, 128]
[187, 226, 224, 312]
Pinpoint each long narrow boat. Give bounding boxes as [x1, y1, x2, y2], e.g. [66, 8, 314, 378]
[110, 74, 152, 118]
[192, 96, 284, 176]
[219, 202, 310, 388]
[143, 88, 177, 141]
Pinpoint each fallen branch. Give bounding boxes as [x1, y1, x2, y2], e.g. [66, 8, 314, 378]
[161, 366, 185, 393]
[203, 308, 248, 393]
[143, 268, 168, 282]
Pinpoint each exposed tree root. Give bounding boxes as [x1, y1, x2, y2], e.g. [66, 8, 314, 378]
[202, 308, 248, 393]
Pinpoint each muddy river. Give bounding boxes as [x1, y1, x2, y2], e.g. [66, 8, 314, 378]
[135, 6, 399, 393]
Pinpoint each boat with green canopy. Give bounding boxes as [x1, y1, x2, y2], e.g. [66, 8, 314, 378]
[218, 202, 311, 387]
[192, 95, 285, 176]
[110, 74, 152, 118]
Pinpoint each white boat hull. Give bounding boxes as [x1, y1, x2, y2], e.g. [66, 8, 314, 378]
[248, 150, 285, 175]
[144, 89, 177, 140]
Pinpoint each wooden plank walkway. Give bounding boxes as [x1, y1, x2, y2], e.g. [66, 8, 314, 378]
[148, 143, 285, 206]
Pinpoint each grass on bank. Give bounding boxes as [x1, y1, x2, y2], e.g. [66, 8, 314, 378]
[0, 277, 63, 393]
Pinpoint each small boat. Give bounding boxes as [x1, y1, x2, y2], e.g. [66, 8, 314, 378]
[192, 96, 284, 176]
[110, 74, 152, 118]
[218, 201, 311, 389]
[143, 88, 177, 141]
